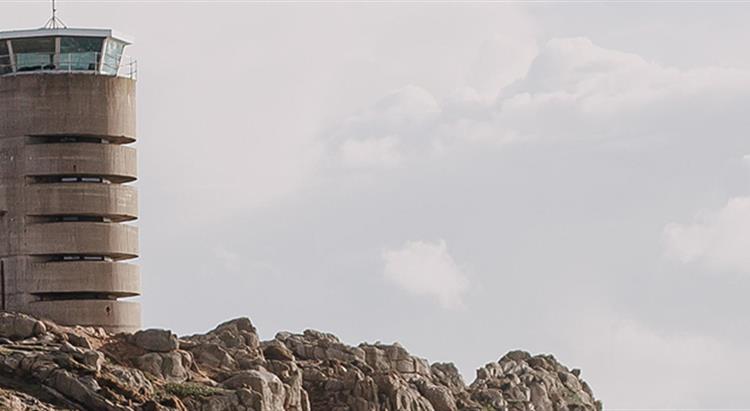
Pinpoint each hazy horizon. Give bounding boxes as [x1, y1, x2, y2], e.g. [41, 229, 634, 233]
[2, 2, 750, 409]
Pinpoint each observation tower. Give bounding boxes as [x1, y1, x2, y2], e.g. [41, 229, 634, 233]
[0, 21, 141, 332]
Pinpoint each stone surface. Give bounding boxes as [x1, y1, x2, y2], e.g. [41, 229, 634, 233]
[134, 351, 191, 383]
[132, 329, 180, 352]
[0, 311, 602, 411]
[0, 311, 46, 340]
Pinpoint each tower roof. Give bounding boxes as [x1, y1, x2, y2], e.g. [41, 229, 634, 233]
[0, 27, 132, 45]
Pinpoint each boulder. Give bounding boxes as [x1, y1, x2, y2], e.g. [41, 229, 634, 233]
[134, 351, 191, 383]
[220, 369, 286, 411]
[262, 340, 294, 362]
[132, 329, 179, 352]
[0, 388, 60, 411]
[416, 379, 457, 411]
[0, 312, 46, 340]
[265, 360, 308, 411]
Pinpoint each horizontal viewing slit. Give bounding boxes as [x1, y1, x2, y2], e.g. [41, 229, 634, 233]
[29, 215, 132, 224]
[31, 176, 112, 184]
[33, 292, 119, 301]
[27, 135, 109, 145]
[47, 255, 114, 262]
[56, 216, 110, 223]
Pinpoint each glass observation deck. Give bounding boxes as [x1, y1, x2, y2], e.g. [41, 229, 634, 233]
[0, 28, 135, 79]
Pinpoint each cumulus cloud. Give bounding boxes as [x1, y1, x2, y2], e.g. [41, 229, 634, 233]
[328, 37, 750, 166]
[664, 197, 750, 273]
[382, 240, 469, 309]
[465, 34, 539, 95]
[329, 85, 441, 169]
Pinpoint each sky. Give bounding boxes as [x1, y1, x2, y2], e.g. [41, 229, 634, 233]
[2, 2, 750, 409]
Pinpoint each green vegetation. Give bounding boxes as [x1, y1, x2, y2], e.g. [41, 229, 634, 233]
[162, 382, 226, 398]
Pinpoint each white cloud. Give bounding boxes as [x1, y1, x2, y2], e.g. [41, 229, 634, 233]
[664, 197, 750, 273]
[489, 38, 750, 143]
[328, 37, 750, 164]
[465, 34, 539, 96]
[382, 240, 469, 309]
[330, 85, 441, 169]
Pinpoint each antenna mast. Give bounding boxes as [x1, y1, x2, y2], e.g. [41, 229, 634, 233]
[43, 0, 67, 29]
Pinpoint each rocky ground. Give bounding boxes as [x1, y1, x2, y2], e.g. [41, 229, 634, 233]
[0, 311, 602, 411]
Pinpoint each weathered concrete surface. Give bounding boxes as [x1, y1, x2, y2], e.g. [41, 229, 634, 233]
[0, 74, 136, 141]
[24, 143, 137, 182]
[26, 300, 141, 332]
[25, 183, 138, 222]
[0, 73, 140, 332]
[25, 261, 140, 296]
[24, 222, 139, 259]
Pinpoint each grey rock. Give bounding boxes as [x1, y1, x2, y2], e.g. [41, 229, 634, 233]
[416, 379, 457, 411]
[0, 312, 46, 340]
[220, 369, 285, 411]
[262, 340, 294, 362]
[132, 329, 179, 352]
[66, 332, 93, 349]
[134, 351, 191, 383]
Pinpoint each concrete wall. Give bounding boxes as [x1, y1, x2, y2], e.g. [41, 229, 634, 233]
[0, 73, 140, 332]
[25, 262, 140, 296]
[24, 222, 138, 259]
[26, 183, 138, 222]
[25, 143, 137, 183]
[0, 74, 136, 141]
[26, 300, 140, 333]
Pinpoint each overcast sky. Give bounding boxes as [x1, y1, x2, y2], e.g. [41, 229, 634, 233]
[3, 2, 750, 409]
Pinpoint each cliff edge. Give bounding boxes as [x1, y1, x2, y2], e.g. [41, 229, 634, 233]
[0, 312, 601, 411]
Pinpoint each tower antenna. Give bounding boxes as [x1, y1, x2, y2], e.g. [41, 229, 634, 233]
[43, 0, 67, 29]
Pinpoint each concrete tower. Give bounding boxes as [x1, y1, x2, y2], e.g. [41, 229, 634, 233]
[0, 27, 140, 333]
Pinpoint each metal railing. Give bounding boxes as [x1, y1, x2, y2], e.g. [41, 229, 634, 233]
[0, 52, 137, 79]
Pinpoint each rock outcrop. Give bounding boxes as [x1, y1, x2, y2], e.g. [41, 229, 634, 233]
[0, 312, 602, 411]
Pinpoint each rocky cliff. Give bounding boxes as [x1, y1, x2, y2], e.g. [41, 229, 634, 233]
[0, 312, 601, 411]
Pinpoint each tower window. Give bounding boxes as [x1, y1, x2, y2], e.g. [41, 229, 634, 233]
[12, 36, 55, 72]
[101, 39, 125, 76]
[0, 41, 10, 75]
[59, 37, 103, 71]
